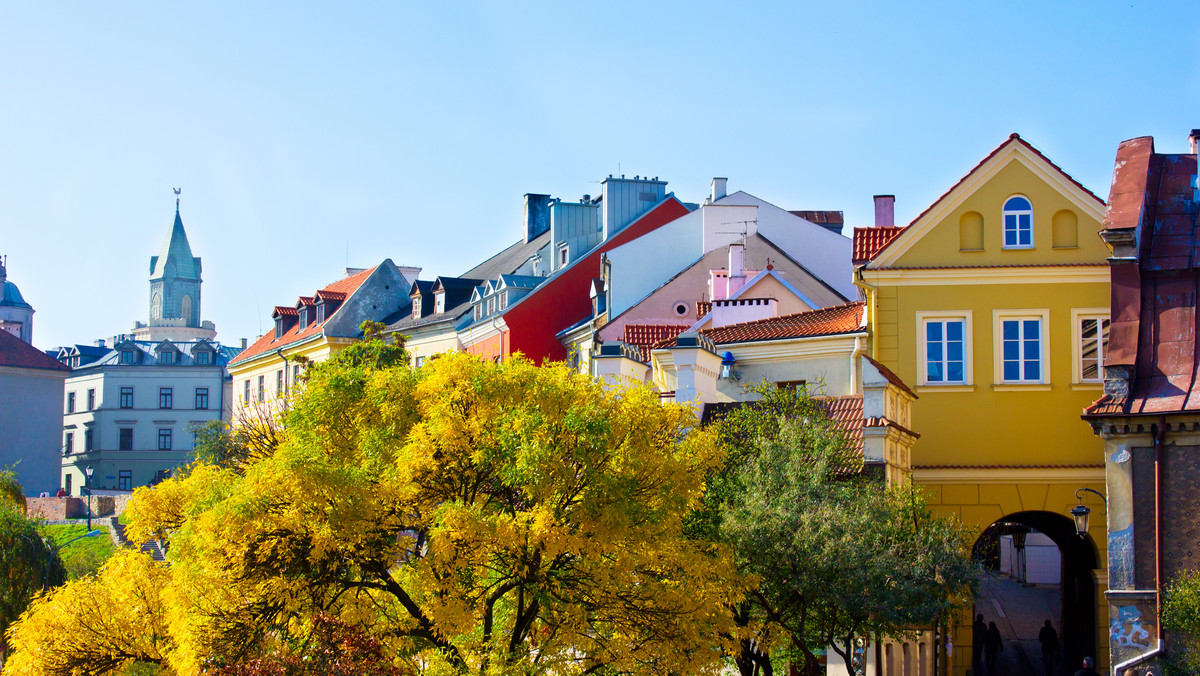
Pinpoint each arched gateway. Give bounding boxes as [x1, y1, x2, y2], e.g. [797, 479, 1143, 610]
[970, 511, 1100, 674]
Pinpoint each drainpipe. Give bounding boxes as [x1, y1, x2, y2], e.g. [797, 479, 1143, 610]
[853, 267, 879, 360]
[1114, 417, 1168, 674]
[850, 334, 864, 394]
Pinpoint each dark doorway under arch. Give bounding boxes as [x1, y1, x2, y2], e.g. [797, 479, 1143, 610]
[972, 510, 1099, 672]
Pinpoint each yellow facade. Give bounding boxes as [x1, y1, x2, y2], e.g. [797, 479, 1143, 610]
[227, 336, 352, 413]
[857, 136, 1112, 673]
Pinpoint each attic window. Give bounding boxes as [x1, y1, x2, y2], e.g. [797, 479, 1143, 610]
[435, 293, 445, 314]
[413, 298, 422, 320]
[316, 303, 326, 323]
[120, 350, 135, 365]
[298, 307, 309, 326]
[558, 244, 569, 268]
[1003, 196, 1033, 249]
[275, 318, 286, 340]
[159, 350, 176, 365]
[474, 304, 482, 321]
[195, 350, 211, 365]
[673, 303, 689, 318]
[499, 291, 508, 310]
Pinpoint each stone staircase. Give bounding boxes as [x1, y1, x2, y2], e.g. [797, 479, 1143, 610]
[111, 517, 166, 562]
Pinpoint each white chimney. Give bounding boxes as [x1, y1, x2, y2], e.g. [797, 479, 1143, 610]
[727, 242, 746, 296]
[1190, 129, 1200, 155]
[711, 177, 728, 203]
[873, 195, 896, 228]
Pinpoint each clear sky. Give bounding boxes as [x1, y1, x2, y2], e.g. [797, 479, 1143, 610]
[2, 2, 1197, 351]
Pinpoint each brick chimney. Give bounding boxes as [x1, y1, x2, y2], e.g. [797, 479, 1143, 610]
[874, 195, 895, 228]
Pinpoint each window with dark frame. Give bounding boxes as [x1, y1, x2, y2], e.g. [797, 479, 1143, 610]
[159, 387, 173, 409]
[67, 392, 75, 413]
[257, 375, 265, 402]
[65, 432, 74, 454]
[120, 386, 133, 409]
[85, 429, 93, 452]
[243, 379, 250, 404]
[195, 387, 209, 410]
[119, 428, 134, 450]
[196, 350, 210, 365]
[87, 389, 95, 410]
[158, 428, 172, 451]
[118, 470, 132, 491]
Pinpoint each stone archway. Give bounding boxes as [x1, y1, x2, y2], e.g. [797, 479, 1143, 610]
[971, 511, 1099, 674]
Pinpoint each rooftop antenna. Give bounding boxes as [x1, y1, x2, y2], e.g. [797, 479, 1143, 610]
[173, 187, 182, 213]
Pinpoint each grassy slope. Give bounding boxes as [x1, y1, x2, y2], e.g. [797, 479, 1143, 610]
[41, 524, 117, 579]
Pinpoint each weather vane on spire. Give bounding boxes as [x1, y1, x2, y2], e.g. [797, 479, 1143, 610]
[173, 187, 182, 212]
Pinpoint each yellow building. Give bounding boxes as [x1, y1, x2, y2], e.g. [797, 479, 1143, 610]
[227, 262, 415, 415]
[854, 135, 1111, 673]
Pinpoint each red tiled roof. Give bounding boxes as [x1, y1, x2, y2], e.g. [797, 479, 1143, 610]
[696, 300, 712, 319]
[231, 267, 376, 366]
[623, 324, 689, 361]
[0, 330, 71, 372]
[823, 394, 864, 450]
[666, 302, 865, 347]
[862, 355, 917, 399]
[296, 296, 315, 307]
[853, 226, 906, 264]
[272, 306, 298, 317]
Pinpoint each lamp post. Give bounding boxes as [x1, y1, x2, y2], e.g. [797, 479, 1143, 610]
[1070, 487, 1107, 537]
[84, 465, 94, 531]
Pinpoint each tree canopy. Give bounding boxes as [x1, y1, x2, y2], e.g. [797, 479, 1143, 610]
[702, 385, 977, 676]
[0, 469, 65, 664]
[5, 343, 738, 676]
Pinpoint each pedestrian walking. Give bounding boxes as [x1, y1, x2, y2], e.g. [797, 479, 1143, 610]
[984, 621, 1003, 675]
[1073, 656, 1100, 676]
[972, 613, 986, 672]
[1038, 619, 1059, 674]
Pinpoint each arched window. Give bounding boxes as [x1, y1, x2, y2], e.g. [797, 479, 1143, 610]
[181, 294, 193, 322]
[151, 292, 162, 319]
[1003, 196, 1033, 249]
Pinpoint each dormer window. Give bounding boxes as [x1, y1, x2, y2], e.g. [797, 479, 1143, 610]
[435, 293, 445, 314]
[487, 297, 495, 315]
[413, 298, 422, 320]
[120, 350, 135, 365]
[275, 318, 285, 339]
[558, 243, 569, 268]
[316, 303, 326, 323]
[298, 307, 308, 327]
[195, 349, 211, 365]
[475, 304, 482, 321]
[159, 350, 176, 365]
[500, 291, 508, 310]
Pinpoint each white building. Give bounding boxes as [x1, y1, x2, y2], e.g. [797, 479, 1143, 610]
[56, 199, 239, 494]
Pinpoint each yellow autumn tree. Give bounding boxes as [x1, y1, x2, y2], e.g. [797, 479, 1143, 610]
[5, 340, 740, 676]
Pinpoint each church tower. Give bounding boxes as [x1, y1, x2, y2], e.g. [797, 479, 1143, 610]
[131, 192, 216, 342]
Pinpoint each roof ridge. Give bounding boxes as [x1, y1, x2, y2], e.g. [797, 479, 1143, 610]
[700, 301, 865, 334]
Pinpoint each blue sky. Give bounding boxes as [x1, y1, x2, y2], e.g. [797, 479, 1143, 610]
[2, 2, 1196, 350]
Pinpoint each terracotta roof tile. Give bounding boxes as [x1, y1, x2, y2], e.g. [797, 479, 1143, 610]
[696, 300, 712, 319]
[231, 267, 376, 366]
[853, 226, 906, 263]
[694, 302, 865, 346]
[823, 394, 864, 450]
[272, 306, 298, 317]
[0, 330, 72, 372]
[622, 324, 690, 361]
[296, 296, 315, 307]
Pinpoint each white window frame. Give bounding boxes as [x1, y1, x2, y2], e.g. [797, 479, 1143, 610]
[993, 309, 1050, 385]
[413, 298, 422, 319]
[434, 293, 445, 314]
[1002, 194, 1034, 250]
[558, 243, 569, 268]
[1072, 308, 1110, 385]
[916, 310, 974, 387]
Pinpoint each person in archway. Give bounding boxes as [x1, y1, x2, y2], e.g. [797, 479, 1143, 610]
[984, 621, 1003, 675]
[972, 614, 986, 672]
[1073, 656, 1099, 676]
[1038, 619, 1059, 674]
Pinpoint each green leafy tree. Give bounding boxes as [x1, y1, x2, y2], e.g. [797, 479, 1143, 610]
[0, 469, 66, 667]
[703, 386, 977, 676]
[1164, 569, 1200, 675]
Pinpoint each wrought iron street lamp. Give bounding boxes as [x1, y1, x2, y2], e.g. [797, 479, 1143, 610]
[84, 465, 94, 531]
[1070, 487, 1107, 536]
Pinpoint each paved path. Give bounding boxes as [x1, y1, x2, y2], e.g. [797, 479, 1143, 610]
[973, 571, 1071, 676]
